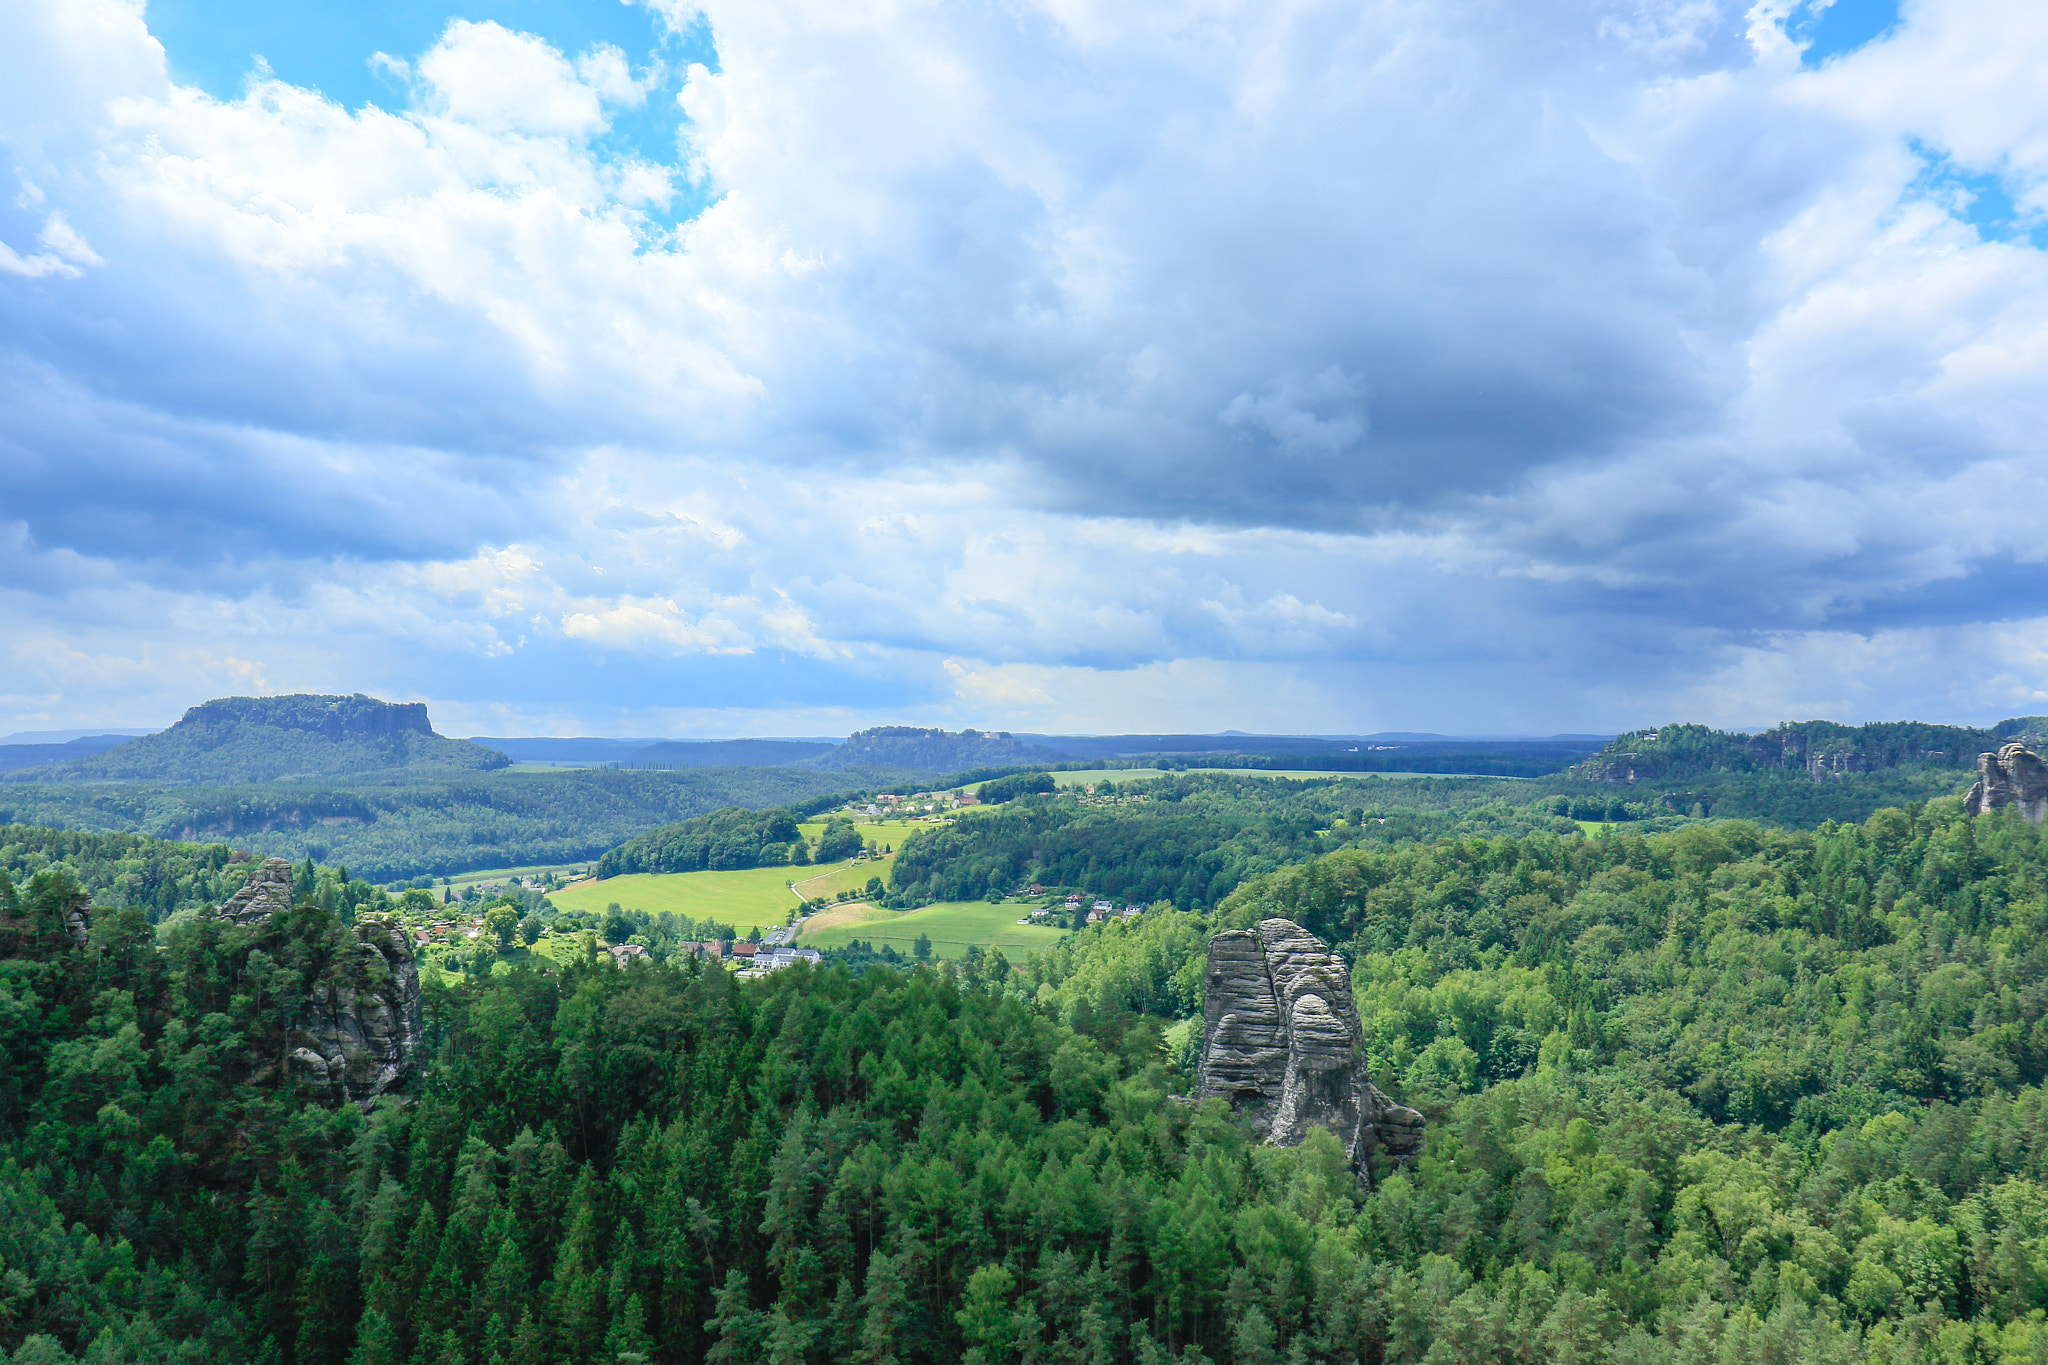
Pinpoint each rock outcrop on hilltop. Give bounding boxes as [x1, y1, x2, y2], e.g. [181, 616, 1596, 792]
[218, 856, 297, 925]
[284, 917, 423, 1107]
[1968, 743, 2048, 824]
[1198, 918, 1423, 1183]
[211, 857, 424, 1107]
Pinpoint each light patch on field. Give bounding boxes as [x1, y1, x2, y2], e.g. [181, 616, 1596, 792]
[799, 901, 893, 933]
[801, 900, 1069, 960]
[791, 854, 895, 901]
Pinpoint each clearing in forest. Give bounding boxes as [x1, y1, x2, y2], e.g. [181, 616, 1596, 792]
[799, 899, 1069, 959]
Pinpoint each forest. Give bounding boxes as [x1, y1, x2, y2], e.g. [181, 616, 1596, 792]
[0, 767, 909, 885]
[7, 789, 2048, 1363]
[593, 806, 804, 876]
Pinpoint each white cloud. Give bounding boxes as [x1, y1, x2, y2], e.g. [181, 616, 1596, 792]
[3, 0, 2048, 733]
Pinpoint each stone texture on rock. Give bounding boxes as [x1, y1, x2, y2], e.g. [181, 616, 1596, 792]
[1969, 743, 2048, 824]
[288, 918, 423, 1107]
[209, 858, 423, 1107]
[1198, 918, 1423, 1183]
[217, 857, 296, 926]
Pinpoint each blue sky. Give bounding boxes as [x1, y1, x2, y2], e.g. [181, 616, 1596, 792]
[3, 0, 2048, 738]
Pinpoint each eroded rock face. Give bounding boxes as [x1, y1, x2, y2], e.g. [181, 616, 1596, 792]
[1968, 743, 2048, 824]
[289, 918, 423, 1107]
[210, 859, 422, 1107]
[218, 857, 296, 925]
[1198, 918, 1423, 1183]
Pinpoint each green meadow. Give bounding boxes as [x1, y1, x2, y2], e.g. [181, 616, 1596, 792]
[791, 853, 897, 900]
[549, 866, 804, 931]
[798, 898, 1069, 959]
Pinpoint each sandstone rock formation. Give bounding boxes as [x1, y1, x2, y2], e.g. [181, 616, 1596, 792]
[283, 918, 423, 1107]
[212, 856, 423, 1106]
[1968, 743, 2048, 824]
[218, 857, 297, 925]
[1198, 918, 1423, 1183]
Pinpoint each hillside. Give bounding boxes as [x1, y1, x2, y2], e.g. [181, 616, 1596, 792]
[1570, 717, 2048, 784]
[808, 725, 1066, 772]
[17, 801, 2048, 1361]
[13, 693, 509, 784]
[0, 764, 914, 882]
[0, 733, 138, 774]
[626, 738, 835, 767]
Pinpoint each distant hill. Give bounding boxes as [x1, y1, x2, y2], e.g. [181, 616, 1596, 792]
[807, 727, 1067, 773]
[11, 694, 509, 785]
[1571, 718, 2048, 784]
[1019, 731, 1610, 761]
[469, 736, 668, 763]
[627, 738, 836, 767]
[0, 734, 143, 775]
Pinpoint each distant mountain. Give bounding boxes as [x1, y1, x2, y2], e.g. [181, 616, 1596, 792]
[470, 736, 669, 763]
[1571, 718, 2047, 784]
[808, 726, 1067, 773]
[0, 728, 153, 745]
[11, 694, 509, 784]
[1016, 732, 1611, 761]
[0, 734, 145, 775]
[629, 739, 837, 767]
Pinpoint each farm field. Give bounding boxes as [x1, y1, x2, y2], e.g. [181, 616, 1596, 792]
[797, 817, 929, 844]
[791, 853, 896, 901]
[799, 899, 1069, 959]
[551, 865, 805, 931]
[441, 860, 590, 891]
[800, 901, 893, 934]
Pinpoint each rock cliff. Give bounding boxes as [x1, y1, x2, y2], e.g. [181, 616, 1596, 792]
[283, 918, 423, 1107]
[1968, 743, 2048, 824]
[213, 857, 423, 1106]
[218, 856, 296, 925]
[1198, 918, 1422, 1183]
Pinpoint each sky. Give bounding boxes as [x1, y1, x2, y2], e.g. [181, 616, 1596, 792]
[2, 0, 2048, 739]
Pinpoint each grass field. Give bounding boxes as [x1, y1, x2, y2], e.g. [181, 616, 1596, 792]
[799, 899, 1069, 960]
[550, 866, 805, 931]
[791, 854, 896, 901]
[797, 818, 930, 844]
[800, 901, 894, 934]
[440, 861, 592, 891]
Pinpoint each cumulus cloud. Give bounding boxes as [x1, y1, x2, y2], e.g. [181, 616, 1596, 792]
[2, 0, 2048, 732]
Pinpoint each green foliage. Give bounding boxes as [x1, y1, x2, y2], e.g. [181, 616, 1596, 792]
[813, 819, 865, 864]
[596, 806, 805, 877]
[0, 766, 879, 883]
[1572, 718, 2006, 785]
[25, 792, 2048, 1362]
[887, 772, 1541, 910]
[974, 771, 1057, 803]
[0, 824, 240, 920]
[1025, 906, 1209, 1021]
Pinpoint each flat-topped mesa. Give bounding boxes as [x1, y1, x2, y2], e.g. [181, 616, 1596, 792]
[1198, 918, 1422, 1184]
[1968, 743, 2048, 824]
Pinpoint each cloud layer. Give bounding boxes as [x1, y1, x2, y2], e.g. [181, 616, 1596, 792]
[2, 0, 2047, 735]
